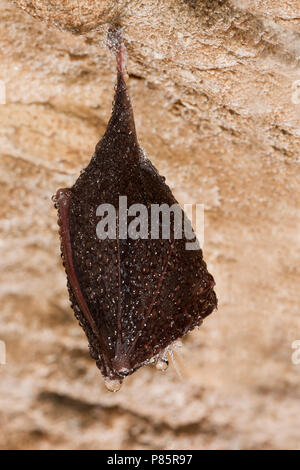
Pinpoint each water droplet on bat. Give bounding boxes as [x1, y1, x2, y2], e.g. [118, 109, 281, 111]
[104, 378, 123, 392]
[156, 357, 169, 371]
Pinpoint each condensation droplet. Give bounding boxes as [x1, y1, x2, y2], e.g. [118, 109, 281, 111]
[156, 357, 169, 371]
[104, 378, 122, 392]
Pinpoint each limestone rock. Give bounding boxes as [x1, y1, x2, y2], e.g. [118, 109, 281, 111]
[0, 0, 299, 450]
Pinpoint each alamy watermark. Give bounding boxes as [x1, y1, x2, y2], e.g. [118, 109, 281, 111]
[95, 196, 204, 250]
[291, 340, 300, 365]
[292, 80, 300, 105]
[0, 81, 6, 104]
[0, 340, 6, 365]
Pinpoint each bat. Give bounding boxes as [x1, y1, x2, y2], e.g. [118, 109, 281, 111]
[54, 27, 217, 391]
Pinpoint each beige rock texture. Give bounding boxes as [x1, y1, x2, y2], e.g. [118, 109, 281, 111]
[0, 0, 300, 450]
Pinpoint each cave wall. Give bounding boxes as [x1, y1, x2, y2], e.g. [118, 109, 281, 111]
[0, 0, 299, 449]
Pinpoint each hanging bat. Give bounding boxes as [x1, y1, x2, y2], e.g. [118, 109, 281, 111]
[53, 27, 217, 391]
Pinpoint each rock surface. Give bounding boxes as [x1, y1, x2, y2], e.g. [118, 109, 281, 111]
[0, 0, 299, 449]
